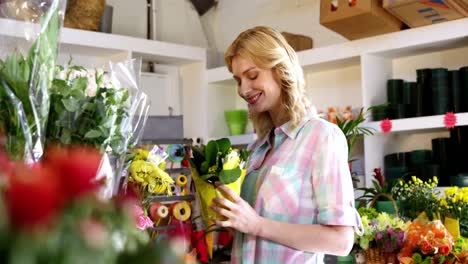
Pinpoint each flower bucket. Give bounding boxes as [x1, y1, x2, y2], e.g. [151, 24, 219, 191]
[337, 254, 354, 263]
[224, 110, 248, 135]
[376, 200, 400, 215]
[191, 168, 246, 226]
[444, 216, 460, 239]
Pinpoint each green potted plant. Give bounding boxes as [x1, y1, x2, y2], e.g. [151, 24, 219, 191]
[334, 107, 374, 163]
[357, 168, 399, 215]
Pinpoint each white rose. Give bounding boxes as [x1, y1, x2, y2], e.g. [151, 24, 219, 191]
[87, 69, 96, 81]
[69, 69, 87, 81]
[57, 69, 68, 80]
[85, 77, 98, 97]
[101, 73, 114, 89]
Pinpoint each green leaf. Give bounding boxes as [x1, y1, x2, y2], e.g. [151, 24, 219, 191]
[69, 87, 86, 100]
[216, 138, 231, 155]
[84, 130, 102, 139]
[71, 77, 88, 91]
[200, 173, 217, 181]
[205, 140, 219, 166]
[412, 253, 422, 263]
[219, 167, 241, 184]
[52, 79, 69, 95]
[200, 161, 210, 174]
[61, 98, 80, 112]
[60, 130, 71, 144]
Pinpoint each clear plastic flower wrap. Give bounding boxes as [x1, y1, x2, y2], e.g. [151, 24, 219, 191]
[0, 0, 66, 162]
[46, 59, 150, 198]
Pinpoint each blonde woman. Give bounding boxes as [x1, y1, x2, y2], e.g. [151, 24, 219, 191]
[210, 26, 362, 264]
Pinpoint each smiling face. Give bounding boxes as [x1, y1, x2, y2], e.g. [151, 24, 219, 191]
[231, 55, 282, 117]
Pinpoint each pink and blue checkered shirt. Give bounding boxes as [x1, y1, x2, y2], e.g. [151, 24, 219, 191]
[231, 113, 362, 264]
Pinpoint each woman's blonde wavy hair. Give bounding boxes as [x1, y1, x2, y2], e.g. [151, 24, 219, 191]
[224, 26, 311, 140]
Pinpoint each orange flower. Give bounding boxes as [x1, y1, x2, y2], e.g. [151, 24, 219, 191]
[420, 240, 434, 255]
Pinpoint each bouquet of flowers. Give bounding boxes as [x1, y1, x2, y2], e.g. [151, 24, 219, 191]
[438, 187, 468, 238]
[127, 147, 174, 197]
[46, 60, 150, 197]
[392, 176, 441, 221]
[0, 0, 65, 162]
[0, 145, 184, 263]
[399, 219, 456, 264]
[355, 208, 409, 252]
[189, 138, 249, 225]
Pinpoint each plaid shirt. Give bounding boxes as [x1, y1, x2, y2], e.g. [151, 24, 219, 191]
[231, 113, 362, 264]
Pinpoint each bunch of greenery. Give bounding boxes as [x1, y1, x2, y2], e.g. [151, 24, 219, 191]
[190, 138, 249, 185]
[0, 1, 61, 161]
[391, 176, 441, 220]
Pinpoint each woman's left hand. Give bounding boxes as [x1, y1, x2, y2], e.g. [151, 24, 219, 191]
[210, 184, 263, 236]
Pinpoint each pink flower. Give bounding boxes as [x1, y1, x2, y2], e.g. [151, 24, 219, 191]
[79, 218, 108, 249]
[398, 230, 404, 240]
[388, 229, 395, 235]
[376, 233, 383, 240]
[136, 214, 153, 230]
[133, 204, 144, 217]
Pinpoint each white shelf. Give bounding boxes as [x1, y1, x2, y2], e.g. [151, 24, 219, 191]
[365, 112, 468, 134]
[0, 18, 205, 65]
[207, 66, 233, 84]
[209, 133, 257, 146]
[206, 17, 468, 84]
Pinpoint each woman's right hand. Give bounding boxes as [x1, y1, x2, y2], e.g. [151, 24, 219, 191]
[210, 184, 263, 236]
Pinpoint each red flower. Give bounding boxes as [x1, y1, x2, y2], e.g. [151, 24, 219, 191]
[373, 168, 384, 187]
[5, 163, 62, 229]
[420, 240, 434, 255]
[45, 146, 103, 201]
[439, 245, 450, 255]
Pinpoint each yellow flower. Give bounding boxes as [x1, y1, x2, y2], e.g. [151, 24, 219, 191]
[134, 149, 149, 161]
[445, 186, 458, 197]
[223, 150, 240, 170]
[208, 165, 218, 174]
[129, 160, 155, 183]
[440, 199, 448, 207]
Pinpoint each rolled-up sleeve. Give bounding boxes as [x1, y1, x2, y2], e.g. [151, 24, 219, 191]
[311, 124, 362, 232]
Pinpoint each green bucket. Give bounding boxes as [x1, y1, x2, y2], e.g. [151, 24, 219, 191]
[224, 110, 248, 135]
[337, 254, 354, 263]
[376, 200, 400, 215]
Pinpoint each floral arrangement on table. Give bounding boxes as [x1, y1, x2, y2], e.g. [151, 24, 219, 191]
[398, 219, 456, 264]
[391, 176, 441, 221]
[0, 145, 184, 263]
[438, 187, 468, 238]
[355, 208, 409, 251]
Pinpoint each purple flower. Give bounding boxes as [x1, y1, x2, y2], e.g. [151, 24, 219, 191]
[397, 230, 404, 239]
[376, 233, 383, 240]
[388, 229, 395, 235]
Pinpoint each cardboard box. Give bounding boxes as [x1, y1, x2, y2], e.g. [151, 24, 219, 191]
[383, 0, 467, 28]
[451, 0, 468, 15]
[320, 0, 404, 40]
[281, 32, 313, 51]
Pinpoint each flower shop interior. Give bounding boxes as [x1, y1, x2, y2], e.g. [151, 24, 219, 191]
[0, 0, 468, 263]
